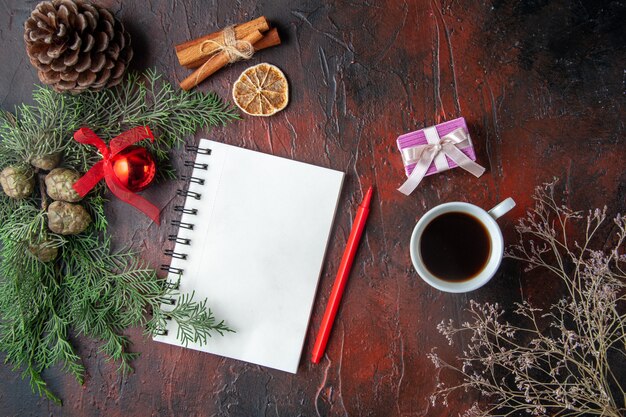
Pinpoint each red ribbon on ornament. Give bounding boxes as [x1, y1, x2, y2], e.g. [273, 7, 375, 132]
[72, 126, 161, 224]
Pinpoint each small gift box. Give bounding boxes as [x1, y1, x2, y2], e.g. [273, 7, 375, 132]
[396, 117, 485, 195]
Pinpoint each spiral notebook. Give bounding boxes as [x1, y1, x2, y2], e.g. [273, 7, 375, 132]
[154, 139, 344, 373]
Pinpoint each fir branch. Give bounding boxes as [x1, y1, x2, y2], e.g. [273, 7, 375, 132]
[0, 70, 237, 404]
[81, 191, 108, 232]
[0, 236, 66, 406]
[0, 70, 239, 175]
[26, 366, 62, 406]
[148, 291, 234, 347]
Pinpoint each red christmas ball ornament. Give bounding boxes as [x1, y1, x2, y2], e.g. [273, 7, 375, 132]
[110, 146, 156, 192]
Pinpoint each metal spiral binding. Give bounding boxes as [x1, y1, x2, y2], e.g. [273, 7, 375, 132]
[176, 189, 201, 200]
[158, 297, 177, 306]
[180, 175, 205, 185]
[185, 145, 212, 155]
[164, 279, 180, 290]
[168, 235, 190, 245]
[152, 278, 181, 336]
[171, 219, 194, 230]
[161, 265, 183, 274]
[184, 161, 208, 170]
[156, 144, 211, 338]
[164, 249, 187, 260]
[154, 327, 168, 336]
[174, 205, 198, 215]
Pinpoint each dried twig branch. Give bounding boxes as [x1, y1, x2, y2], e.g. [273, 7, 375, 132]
[428, 179, 626, 417]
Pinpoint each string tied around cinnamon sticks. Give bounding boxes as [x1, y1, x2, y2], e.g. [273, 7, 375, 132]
[175, 17, 281, 91]
[200, 25, 255, 63]
[193, 25, 256, 88]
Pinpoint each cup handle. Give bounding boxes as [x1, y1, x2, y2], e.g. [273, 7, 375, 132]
[488, 197, 516, 220]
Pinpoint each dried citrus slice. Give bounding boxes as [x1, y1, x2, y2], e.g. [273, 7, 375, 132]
[232, 63, 289, 116]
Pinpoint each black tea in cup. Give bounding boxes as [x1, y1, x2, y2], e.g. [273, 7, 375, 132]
[419, 211, 491, 282]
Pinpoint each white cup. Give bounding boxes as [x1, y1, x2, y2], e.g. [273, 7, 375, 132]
[410, 198, 516, 293]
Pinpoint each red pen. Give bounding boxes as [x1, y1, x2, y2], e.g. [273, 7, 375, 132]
[311, 186, 373, 363]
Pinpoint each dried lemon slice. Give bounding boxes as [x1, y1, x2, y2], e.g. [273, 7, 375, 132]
[232, 63, 289, 116]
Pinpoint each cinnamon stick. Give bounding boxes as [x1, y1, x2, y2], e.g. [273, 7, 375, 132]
[251, 28, 281, 51]
[179, 30, 264, 91]
[184, 28, 281, 69]
[175, 16, 269, 68]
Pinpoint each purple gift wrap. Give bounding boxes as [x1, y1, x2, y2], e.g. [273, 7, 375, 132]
[397, 117, 477, 178]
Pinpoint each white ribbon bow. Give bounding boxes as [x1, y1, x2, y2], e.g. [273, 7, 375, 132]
[397, 127, 485, 195]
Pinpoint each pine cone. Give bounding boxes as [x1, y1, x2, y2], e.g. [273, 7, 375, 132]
[24, 0, 133, 94]
[45, 168, 82, 202]
[0, 166, 35, 199]
[31, 153, 61, 170]
[28, 239, 59, 262]
[47, 201, 91, 235]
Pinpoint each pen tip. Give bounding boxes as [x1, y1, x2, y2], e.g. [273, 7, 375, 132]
[362, 186, 373, 207]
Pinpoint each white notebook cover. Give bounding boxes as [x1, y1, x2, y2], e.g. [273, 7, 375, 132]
[153, 139, 344, 373]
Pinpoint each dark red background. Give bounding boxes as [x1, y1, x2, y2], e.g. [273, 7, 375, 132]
[1, 0, 624, 416]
